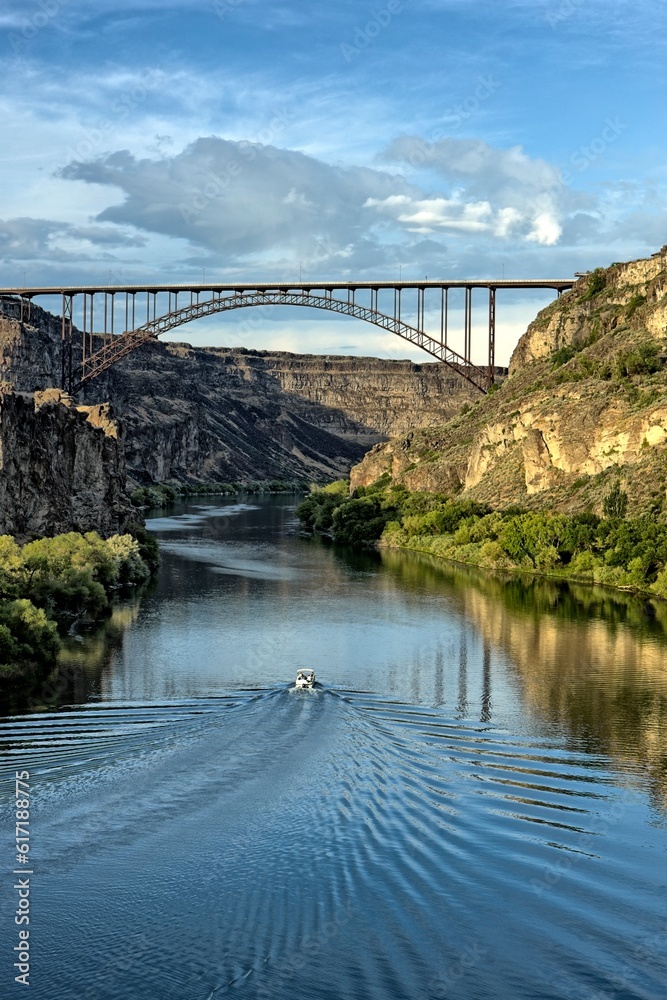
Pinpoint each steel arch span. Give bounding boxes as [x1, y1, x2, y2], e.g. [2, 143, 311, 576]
[71, 289, 491, 394]
[0, 277, 576, 394]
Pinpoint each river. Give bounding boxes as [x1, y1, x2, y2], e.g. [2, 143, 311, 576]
[1, 496, 667, 999]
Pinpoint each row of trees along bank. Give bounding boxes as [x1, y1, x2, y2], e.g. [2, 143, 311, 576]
[296, 479, 667, 599]
[131, 479, 311, 510]
[0, 527, 157, 688]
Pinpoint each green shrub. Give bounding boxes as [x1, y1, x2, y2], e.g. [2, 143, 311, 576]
[0, 536, 22, 597]
[0, 599, 60, 672]
[19, 531, 151, 612]
[651, 566, 667, 599]
[469, 512, 504, 543]
[625, 294, 646, 319]
[105, 534, 152, 585]
[131, 487, 150, 507]
[126, 523, 159, 573]
[296, 481, 349, 534]
[552, 345, 577, 368]
[296, 481, 667, 599]
[479, 540, 506, 566]
[0, 528, 155, 683]
[614, 342, 660, 378]
[568, 550, 601, 577]
[331, 497, 396, 547]
[320, 480, 350, 497]
[581, 268, 606, 301]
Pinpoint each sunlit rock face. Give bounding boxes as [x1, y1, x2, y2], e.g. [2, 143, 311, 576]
[352, 249, 667, 516]
[0, 387, 133, 539]
[509, 252, 667, 370]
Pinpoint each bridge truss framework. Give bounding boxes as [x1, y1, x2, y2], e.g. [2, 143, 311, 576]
[0, 278, 575, 395]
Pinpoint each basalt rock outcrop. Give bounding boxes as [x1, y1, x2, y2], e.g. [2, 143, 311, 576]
[0, 386, 133, 539]
[0, 297, 481, 485]
[352, 249, 667, 516]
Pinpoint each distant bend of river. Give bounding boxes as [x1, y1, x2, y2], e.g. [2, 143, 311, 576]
[1, 496, 666, 1000]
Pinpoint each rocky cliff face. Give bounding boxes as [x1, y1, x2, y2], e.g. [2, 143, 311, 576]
[0, 297, 62, 391]
[352, 248, 667, 516]
[0, 298, 481, 485]
[0, 387, 133, 539]
[509, 253, 667, 370]
[97, 346, 482, 485]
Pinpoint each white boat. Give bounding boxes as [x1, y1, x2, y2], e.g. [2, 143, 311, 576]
[295, 669, 316, 689]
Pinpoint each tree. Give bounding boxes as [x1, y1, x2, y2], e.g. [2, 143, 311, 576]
[602, 481, 628, 520]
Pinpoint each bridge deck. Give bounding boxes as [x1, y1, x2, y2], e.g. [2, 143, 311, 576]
[0, 278, 576, 296]
[0, 277, 578, 395]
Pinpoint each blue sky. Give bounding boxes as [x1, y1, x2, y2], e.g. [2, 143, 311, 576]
[1, 0, 665, 363]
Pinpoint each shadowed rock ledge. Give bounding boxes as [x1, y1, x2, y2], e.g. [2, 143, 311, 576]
[0, 387, 133, 539]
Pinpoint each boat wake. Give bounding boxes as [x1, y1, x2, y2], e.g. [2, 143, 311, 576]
[1, 688, 665, 1000]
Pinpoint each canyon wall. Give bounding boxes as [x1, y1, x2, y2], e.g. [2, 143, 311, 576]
[0, 387, 133, 539]
[0, 297, 481, 484]
[352, 248, 667, 517]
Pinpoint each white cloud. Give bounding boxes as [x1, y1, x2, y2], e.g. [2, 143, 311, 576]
[58, 138, 421, 268]
[367, 195, 494, 234]
[526, 212, 562, 246]
[380, 136, 587, 247]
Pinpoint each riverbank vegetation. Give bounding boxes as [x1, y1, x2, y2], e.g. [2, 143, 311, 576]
[297, 479, 667, 599]
[131, 479, 311, 510]
[0, 529, 155, 686]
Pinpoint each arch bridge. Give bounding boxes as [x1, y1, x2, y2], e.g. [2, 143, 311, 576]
[0, 278, 575, 395]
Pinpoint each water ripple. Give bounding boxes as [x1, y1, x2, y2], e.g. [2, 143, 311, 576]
[1, 688, 665, 1000]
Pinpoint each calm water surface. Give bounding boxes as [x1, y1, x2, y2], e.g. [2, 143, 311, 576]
[1, 497, 667, 999]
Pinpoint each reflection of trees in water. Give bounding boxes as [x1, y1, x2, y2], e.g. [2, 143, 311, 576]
[5, 598, 144, 715]
[380, 549, 667, 810]
[330, 541, 383, 575]
[434, 647, 444, 707]
[481, 642, 492, 724]
[456, 634, 468, 719]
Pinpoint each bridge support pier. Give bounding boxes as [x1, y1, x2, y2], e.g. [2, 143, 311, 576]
[464, 287, 472, 364]
[488, 287, 496, 388]
[61, 293, 74, 393]
[19, 296, 31, 324]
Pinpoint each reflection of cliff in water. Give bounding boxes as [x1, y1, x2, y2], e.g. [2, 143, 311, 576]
[380, 550, 667, 810]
